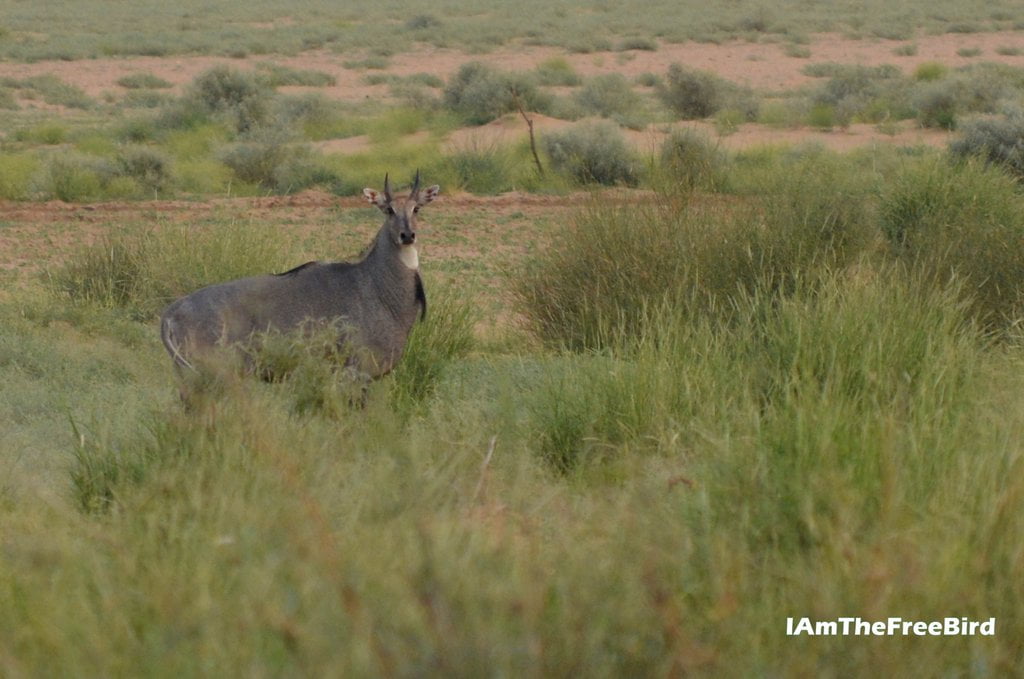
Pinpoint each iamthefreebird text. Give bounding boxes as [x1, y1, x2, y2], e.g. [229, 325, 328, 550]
[786, 617, 995, 637]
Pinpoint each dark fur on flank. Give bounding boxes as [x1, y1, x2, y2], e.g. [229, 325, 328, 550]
[160, 173, 439, 380]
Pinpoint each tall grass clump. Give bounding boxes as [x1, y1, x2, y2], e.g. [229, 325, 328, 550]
[389, 284, 476, 410]
[443, 62, 551, 125]
[542, 120, 639, 187]
[658, 128, 727, 191]
[47, 220, 300, 318]
[219, 128, 338, 194]
[879, 156, 1024, 331]
[514, 151, 875, 350]
[440, 139, 516, 194]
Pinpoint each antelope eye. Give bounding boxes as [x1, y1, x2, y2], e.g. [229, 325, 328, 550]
[386, 206, 395, 215]
[413, 206, 420, 214]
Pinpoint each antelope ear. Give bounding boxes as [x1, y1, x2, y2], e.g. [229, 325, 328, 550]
[417, 185, 440, 206]
[363, 188, 389, 211]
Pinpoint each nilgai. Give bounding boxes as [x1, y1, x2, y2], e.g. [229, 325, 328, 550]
[160, 171, 439, 385]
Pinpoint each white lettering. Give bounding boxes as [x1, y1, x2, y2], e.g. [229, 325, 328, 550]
[817, 621, 837, 636]
[980, 618, 996, 635]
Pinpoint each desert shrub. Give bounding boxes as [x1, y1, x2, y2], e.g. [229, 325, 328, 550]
[913, 81, 959, 129]
[635, 72, 661, 88]
[116, 145, 171, 193]
[443, 62, 551, 125]
[116, 72, 172, 89]
[534, 57, 582, 86]
[812, 64, 906, 123]
[573, 73, 643, 121]
[616, 37, 657, 51]
[19, 74, 93, 109]
[254, 62, 336, 87]
[185, 66, 272, 134]
[220, 129, 335, 193]
[14, 123, 68, 144]
[658, 128, 727, 191]
[878, 156, 1024, 331]
[950, 115, 1024, 179]
[542, 121, 639, 186]
[658, 64, 757, 120]
[35, 154, 116, 202]
[389, 81, 442, 110]
[405, 14, 442, 30]
[657, 65, 722, 119]
[122, 89, 172, 108]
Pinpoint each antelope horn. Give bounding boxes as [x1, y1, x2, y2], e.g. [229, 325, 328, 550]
[410, 169, 421, 197]
[383, 173, 393, 203]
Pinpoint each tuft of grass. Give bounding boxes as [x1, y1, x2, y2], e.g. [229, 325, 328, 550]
[893, 43, 918, 56]
[116, 72, 172, 89]
[47, 219, 301, 318]
[914, 61, 948, 81]
[615, 37, 658, 52]
[957, 47, 982, 58]
[254, 62, 336, 87]
[533, 57, 582, 86]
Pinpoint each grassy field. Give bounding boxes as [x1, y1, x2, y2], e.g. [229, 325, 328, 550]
[3, 146, 1024, 675]
[3, 2, 1024, 676]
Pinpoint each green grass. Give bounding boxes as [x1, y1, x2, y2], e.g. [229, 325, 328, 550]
[4, 160, 1024, 673]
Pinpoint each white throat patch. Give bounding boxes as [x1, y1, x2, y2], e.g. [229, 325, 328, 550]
[399, 245, 419, 270]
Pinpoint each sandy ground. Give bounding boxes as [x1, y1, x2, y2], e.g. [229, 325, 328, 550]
[2, 31, 1022, 99]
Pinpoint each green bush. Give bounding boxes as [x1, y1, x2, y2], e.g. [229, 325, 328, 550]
[533, 57, 582, 86]
[219, 130, 336, 193]
[950, 115, 1024, 179]
[658, 64, 757, 121]
[36, 154, 114, 202]
[878, 156, 1024, 331]
[443, 62, 551, 125]
[0, 153, 37, 200]
[542, 121, 639, 187]
[185, 66, 273, 133]
[116, 146, 171, 193]
[913, 81, 959, 129]
[573, 73, 643, 121]
[658, 128, 727, 191]
[440, 140, 516, 194]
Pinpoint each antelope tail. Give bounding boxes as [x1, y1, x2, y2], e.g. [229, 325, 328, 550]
[161, 315, 197, 372]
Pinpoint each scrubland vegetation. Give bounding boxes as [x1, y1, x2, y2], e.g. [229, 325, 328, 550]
[3, 139, 1024, 674]
[5, 2, 1024, 674]
[2, 54, 1024, 202]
